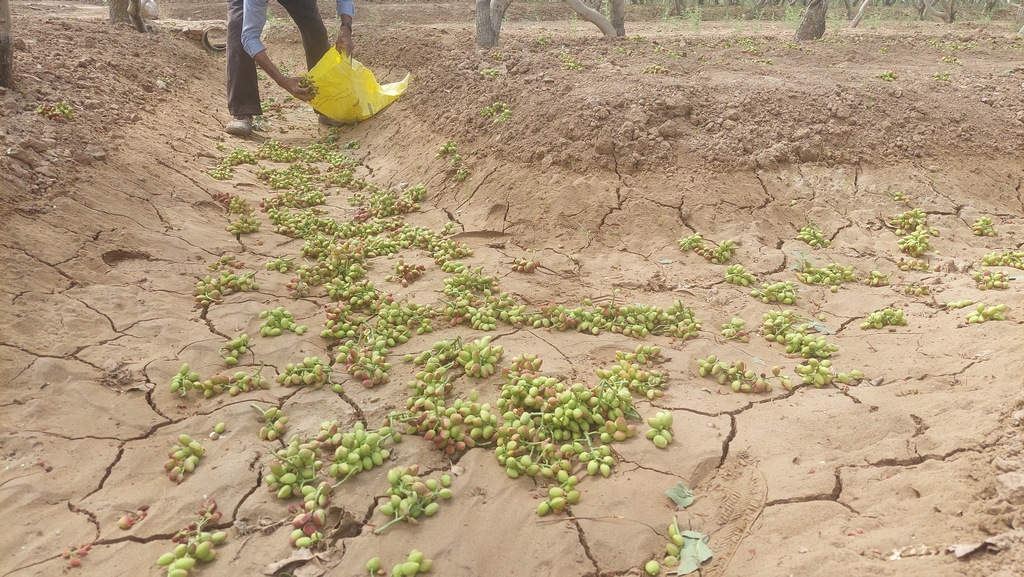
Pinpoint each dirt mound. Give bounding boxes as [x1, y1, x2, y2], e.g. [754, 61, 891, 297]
[373, 23, 1024, 176]
[3, 4, 1024, 577]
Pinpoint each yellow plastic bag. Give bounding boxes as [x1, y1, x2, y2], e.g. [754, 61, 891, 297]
[308, 48, 410, 122]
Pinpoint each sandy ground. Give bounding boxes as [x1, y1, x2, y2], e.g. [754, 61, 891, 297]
[2, 1, 1024, 576]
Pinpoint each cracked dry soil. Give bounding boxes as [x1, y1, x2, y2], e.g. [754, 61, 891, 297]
[3, 1, 1024, 576]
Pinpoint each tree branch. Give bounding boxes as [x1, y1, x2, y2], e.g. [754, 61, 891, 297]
[850, 0, 871, 27]
[564, 0, 617, 36]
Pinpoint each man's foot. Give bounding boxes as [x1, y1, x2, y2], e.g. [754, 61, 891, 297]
[225, 115, 253, 137]
[317, 112, 349, 128]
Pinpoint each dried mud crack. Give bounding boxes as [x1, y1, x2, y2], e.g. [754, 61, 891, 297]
[3, 9, 1024, 577]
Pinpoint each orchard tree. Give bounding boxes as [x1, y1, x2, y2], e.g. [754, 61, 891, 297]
[565, 0, 626, 37]
[850, 0, 871, 28]
[794, 0, 827, 40]
[476, 0, 626, 48]
[110, 0, 148, 32]
[1, 0, 12, 88]
[476, 0, 512, 48]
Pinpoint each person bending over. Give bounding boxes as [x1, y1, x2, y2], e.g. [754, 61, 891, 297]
[224, 0, 354, 136]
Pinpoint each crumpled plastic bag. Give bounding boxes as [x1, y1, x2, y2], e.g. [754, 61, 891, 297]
[141, 0, 160, 19]
[307, 48, 409, 123]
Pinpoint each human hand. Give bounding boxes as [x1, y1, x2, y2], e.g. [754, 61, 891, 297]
[335, 25, 354, 58]
[279, 76, 313, 101]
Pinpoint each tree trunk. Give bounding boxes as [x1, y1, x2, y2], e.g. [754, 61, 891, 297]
[475, 0, 511, 48]
[1018, 4, 1024, 34]
[842, 0, 853, 19]
[794, 0, 827, 40]
[850, 0, 870, 27]
[610, 0, 625, 36]
[110, 0, 147, 31]
[920, 0, 949, 21]
[670, 0, 687, 16]
[564, 0, 618, 36]
[0, 0, 12, 89]
[110, 0, 131, 25]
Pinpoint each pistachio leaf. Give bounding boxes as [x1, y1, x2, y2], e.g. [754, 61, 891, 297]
[805, 321, 835, 335]
[675, 531, 713, 575]
[664, 483, 696, 509]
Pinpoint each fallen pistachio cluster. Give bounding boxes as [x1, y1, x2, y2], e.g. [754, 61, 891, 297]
[457, 336, 504, 378]
[220, 334, 252, 365]
[972, 270, 1009, 290]
[720, 317, 749, 342]
[981, 250, 1023, 270]
[724, 263, 755, 286]
[278, 356, 332, 389]
[966, 303, 1007, 324]
[367, 549, 435, 576]
[797, 262, 855, 286]
[862, 270, 891, 287]
[259, 307, 308, 336]
[677, 233, 737, 264]
[696, 356, 791, 393]
[375, 465, 454, 533]
[903, 284, 931, 296]
[156, 499, 226, 577]
[645, 411, 674, 449]
[796, 222, 830, 248]
[860, 308, 907, 330]
[971, 216, 997, 237]
[164, 434, 205, 484]
[751, 280, 798, 305]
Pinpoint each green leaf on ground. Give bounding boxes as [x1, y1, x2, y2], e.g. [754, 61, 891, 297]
[664, 483, 696, 509]
[675, 531, 713, 575]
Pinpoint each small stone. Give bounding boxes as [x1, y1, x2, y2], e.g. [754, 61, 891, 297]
[666, 99, 692, 117]
[6, 145, 41, 168]
[21, 136, 54, 153]
[797, 145, 823, 163]
[36, 164, 59, 179]
[594, 135, 614, 155]
[996, 472, 1024, 505]
[993, 458, 1021, 473]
